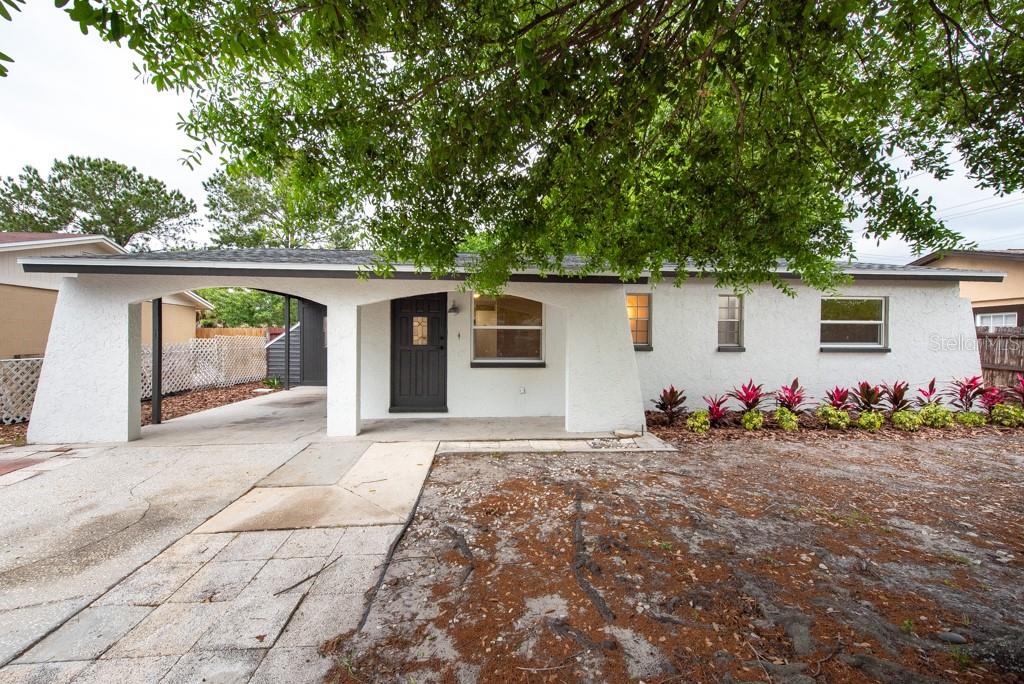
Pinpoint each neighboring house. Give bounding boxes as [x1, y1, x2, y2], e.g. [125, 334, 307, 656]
[17, 248, 999, 443]
[0, 232, 211, 359]
[910, 249, 1024, 330]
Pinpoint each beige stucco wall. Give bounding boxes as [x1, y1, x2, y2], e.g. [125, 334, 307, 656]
[140, 301, 200, 345]
[0, 283, 57, 358]
[925, 254, 1024, 307]
[0, 283, 197, 358]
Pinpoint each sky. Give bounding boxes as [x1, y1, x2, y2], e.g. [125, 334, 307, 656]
[2, 3, 1023, 262]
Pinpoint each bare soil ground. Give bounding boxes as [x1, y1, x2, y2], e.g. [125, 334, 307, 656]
[1, 382, 276, 444]
[325, 434, 1024, 683]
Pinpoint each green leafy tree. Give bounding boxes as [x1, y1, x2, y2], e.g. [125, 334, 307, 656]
[6, 1, 1023, 288]
[0, 156, 197, 250]
[197, 287, 296, 328]
[204, 165, 358, 249]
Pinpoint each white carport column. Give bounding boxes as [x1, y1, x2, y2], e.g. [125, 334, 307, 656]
[562, 286, 646, 433]
[28, 278, 142, 443]
[325, 301, 361, 436]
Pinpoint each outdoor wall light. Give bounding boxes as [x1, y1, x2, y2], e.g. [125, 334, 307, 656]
[447, 302, 460, 315]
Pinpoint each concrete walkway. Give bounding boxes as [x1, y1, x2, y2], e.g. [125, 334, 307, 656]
[0, 390, 436, 683]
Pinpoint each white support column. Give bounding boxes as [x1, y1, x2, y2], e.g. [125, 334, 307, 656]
[563, 286, 646, 433]
[325, 301, 361, 436]
[29, 278, 142, 443]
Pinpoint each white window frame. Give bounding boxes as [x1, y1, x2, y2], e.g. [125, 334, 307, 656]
[471, 294, 545, 364]
[820, 296, 888, 347]
[627, 293, 653, 349]
[717, 294, 744, 348]
[976, 312, 1017, 332]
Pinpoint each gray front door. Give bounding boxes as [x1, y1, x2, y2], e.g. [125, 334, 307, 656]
[390, 293, 447, 412]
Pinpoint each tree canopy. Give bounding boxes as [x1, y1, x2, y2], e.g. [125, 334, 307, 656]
[204, 165, 358, 249]
[8, 1, 1023, 288]
[197, 287, 296, 328]
[0, 155, 197, 250]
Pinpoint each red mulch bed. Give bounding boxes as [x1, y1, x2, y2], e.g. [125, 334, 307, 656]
[141, 381, 277, 425]
[0, 423, 28, 446]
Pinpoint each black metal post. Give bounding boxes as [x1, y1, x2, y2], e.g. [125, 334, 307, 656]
[151, 297, 162, 424]
[283, 294, 291, 390]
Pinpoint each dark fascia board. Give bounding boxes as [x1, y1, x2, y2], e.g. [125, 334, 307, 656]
[21, 262, 1003, 283]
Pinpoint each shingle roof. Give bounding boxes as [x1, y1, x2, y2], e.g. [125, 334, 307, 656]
[910, 249, 1024, 266]
[17, 247, 1005, 282]
[0, 231, 99, 244]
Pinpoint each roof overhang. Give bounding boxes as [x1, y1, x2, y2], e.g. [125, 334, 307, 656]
[17, 255, 1006, 283]
[0, 235, 125, 254]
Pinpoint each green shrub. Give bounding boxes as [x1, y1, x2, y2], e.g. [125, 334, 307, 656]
[774, 407, 799, 431]
[989, 403, 1024, 427]
[685, 410, 711, 435]
[955, 411, 987, 427]
[263, 377, 282, 389]
[815, 404, 850, 429]
[891, 410, 922, 432]
[919, 403, 953, 428]
[857, 411, 885, 431]
[742, 410, 764, 430]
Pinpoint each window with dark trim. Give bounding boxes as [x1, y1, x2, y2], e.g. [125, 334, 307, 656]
[820, 296, 887, 347]
[471, 294, 544, 363]
[717, 294, 743, 348]
[627, 293, 652, 348]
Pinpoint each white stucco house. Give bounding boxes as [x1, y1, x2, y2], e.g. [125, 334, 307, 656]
[17, 248, 1001, 444]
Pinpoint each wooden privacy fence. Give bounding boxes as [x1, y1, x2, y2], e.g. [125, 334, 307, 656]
[141, 336, 267, 400]
[194, 327, 268, 339]
[0, 358, 43, 425]
[977, 326, 1024, 387]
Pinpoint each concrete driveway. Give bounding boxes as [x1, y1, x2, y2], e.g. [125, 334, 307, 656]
[0, 388, 436, 683]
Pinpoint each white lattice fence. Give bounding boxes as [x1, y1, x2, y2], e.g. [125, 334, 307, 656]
[1, 358, 44, 425]
[141, 336, 267, 400]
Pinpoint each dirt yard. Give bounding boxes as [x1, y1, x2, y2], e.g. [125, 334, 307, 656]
[325, 434, 1024, 683]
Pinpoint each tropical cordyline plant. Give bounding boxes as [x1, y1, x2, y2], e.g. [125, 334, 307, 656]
[853, 381, 883, 412]
[652, 385, 686, 425]
[775, 378, 808, 411]
[947, 376, 986, 412]
[703, 395, 729, 426]
[728, 379, 766, 412]
[916, 378, 942, 406]
[979, 386, 1005, 415]
[823, 386, 853, 410]
[1008, 373, 1024, 406]
[880, 381, 911, 413]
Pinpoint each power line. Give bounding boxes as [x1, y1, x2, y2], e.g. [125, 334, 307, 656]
[938, 197, 1024, 221]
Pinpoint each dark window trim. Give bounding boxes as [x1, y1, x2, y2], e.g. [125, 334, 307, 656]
[717, 345, 746, 352]
[819, 346, 891, 353]
[470, 361, 547, 368]
[633, 344, 654, 352]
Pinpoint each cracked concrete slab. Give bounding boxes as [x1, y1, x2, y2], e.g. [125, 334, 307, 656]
[15, 605, 153, 663]
[258, 441, 368, 487]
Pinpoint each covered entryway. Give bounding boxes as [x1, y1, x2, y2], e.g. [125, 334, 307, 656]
[390, 293, 448, 412]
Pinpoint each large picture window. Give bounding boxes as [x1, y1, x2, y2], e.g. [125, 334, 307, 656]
[821, 297, 887, 346]
[627, 293, 652, 348]
[472, 294, 544, 363]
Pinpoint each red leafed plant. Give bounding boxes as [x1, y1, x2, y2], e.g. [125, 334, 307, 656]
[1008, 373, 1024, 406]
[728, 379, 766, 412]
[916, 378, 942, 406]
[881, 380, 911, 412]
[652, 385, 686, 425]
[979, 386, 1005, 414]
[703, 395, 729, 425]
[853, 381, 883, 412]
[947, 376, 985, 411]
[824, 386, 853, 410]
[775, 378, 807, 411]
